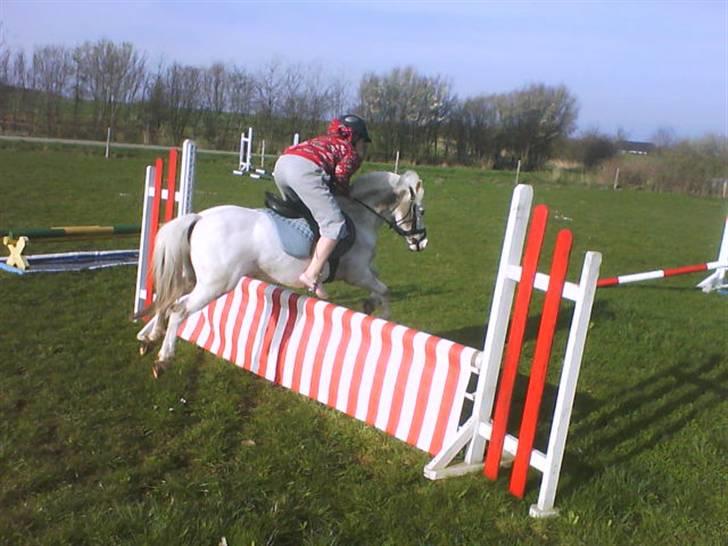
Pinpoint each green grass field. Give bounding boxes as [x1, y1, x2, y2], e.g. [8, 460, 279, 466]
[1, 141, 726, 545]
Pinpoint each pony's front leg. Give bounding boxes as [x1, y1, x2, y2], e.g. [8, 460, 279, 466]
[364, 286, 390, 318]
[349, 268, 390, 319]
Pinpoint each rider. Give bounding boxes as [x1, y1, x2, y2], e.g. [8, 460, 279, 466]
[273, 114, 371, 299]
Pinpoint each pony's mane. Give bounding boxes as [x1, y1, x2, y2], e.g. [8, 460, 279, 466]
[349, 171, 400, 204]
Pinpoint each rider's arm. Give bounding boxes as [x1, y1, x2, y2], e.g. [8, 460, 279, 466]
[332, 149, 362, 195]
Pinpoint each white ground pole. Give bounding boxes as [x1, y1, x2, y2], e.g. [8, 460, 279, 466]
[423, 184, 602, 518]
[133, 139, 196, 318]
[232, 127, 253, 175]
[697, 217, 728, 292]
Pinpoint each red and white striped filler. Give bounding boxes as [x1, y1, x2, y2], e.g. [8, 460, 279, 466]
[177, 276, 479, 456]
[597, 260, 727, 288]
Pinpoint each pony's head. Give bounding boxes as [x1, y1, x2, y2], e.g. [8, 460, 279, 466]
[393, 170, 428, 252]
[349, 169, 428, 252]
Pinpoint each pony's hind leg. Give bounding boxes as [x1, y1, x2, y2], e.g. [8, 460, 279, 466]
[137, 312, 169, 356]
[153, 285, 221, 378]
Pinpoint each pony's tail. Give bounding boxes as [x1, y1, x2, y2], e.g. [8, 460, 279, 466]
[135, 213, 200, 320]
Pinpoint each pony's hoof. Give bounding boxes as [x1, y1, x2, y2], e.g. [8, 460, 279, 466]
[139, 342, 150, 356]
[152, 361, 168, 379]
[363, 300, 376, 314]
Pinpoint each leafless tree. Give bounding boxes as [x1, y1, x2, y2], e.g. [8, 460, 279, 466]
[227, 65, 256, 147]
[651, 126, 677, 151]
[449, 95, 499, 165]
[32, 45, 72, 135]
[359, 66, 455, 161]
[495, 84, 579, 169]
[254, 58, 285, 143]
[163, 62, 202, 144]
[0, 23, 10, 86]
[140, 64, 166, 144]
[200, 62, 232, 148]
[72, 39, 146, 137]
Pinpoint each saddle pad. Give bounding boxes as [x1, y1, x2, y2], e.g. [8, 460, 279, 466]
[262, 209, 315, 259]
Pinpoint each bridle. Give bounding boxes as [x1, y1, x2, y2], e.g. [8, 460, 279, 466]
[349, 187, 427, 240]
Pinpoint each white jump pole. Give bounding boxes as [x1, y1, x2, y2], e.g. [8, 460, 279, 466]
[597, 217, 728, 292]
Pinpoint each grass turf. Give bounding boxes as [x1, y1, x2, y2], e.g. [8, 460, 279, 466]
[0, 141, 726, 545]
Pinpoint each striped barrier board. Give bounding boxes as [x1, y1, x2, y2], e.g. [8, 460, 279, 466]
[177, 277, 479, 455]
[155, 183, 602, 517]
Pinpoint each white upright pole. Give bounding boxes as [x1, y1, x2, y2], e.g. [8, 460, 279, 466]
[238, 132, 245, 169]
[105, 127, 111, 159]
[531, 250, 601, 518]
[246, 127, 253, 170]
[515, 160, 521, 184]
[697, 217, 728, 292]
[178, 140, 196, 216]
[134, 165, 156, 316]
[233, 128, 253, 175]
[394, 150, 400, 174]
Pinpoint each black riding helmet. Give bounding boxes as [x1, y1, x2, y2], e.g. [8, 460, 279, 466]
[341, 114, 372, 143]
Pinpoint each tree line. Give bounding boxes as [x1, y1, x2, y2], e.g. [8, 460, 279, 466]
[0, 38, 585, 169]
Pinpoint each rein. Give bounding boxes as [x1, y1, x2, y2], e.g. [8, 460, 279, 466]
[348, 195, 426, 238]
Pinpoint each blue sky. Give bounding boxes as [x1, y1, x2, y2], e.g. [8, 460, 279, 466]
[2, 0, 726, 141]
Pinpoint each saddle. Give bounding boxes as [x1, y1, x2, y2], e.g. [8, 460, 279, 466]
[264, 191, 356, 283]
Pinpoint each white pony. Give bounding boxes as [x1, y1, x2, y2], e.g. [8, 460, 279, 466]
[137, 170, 428, 377]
